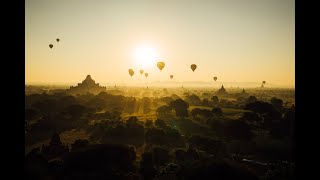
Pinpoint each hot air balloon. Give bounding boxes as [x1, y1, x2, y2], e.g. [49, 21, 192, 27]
[190, 64, 197, 72]
[56, 38, 60, 42]
[157, 62, 165, 71]
[128, 69, 134, 77]
[213, 77, 217, 81]
[145, 73, 149, 77]
[140, 70, 144, 75]
[49, 44, 53, 49]
[170, 75, 174, 79]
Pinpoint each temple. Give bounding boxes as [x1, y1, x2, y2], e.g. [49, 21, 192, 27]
[68, 75, 106, 95]
[216, 85, 228, 96]
[41, 132, 69, 159]
[240, 88, 248, 97]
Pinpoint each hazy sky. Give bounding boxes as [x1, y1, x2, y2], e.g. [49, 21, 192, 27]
[26, 0, 294, 87]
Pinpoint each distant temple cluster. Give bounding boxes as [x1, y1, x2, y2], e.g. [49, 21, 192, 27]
[216, 85, 228, 96]
[67, 75, 106, 95]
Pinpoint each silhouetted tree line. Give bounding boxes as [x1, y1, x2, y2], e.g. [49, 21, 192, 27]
[26, 132, 267, 180]
[25, 90, 295, 179]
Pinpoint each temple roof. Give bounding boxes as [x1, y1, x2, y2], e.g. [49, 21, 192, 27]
[216, 84, 227, 95]
[82, 75, 95, 84]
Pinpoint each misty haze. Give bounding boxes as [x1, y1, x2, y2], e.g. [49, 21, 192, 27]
[25, 0, 295, 179]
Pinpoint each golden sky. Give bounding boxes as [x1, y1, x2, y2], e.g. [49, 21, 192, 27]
[26, 0, 294, 87]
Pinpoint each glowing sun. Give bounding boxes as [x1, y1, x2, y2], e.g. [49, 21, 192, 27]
[134, 45, 159, 68]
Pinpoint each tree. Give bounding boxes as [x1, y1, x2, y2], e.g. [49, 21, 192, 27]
[25, 148, 49, 179]
[160, 97, 174, 104]
[190, 108, 202, 119]
[211, 96, 219, 106]
[156, 105, 172, 116]
[245, 101, 276, 114]
[191, 108, 212, 119]
[87, 97, 106, 110]
[141, 97, 152, 114]
[152, 146, 170, 166]
[165, 128, 185, 147]
[111, 110, 122, 121]
[200, 109, 212, 118]
[283, 109, 295, 136]
[155, 119, 168, 129]
[25, 108, 40, 122]
[64, 104, 88, 120]
[58, 95, 77, 108]
[202, 98, 209, 106]
[225, 120, 253, 140]
[270, 97, 284, 111]
[140, 152, 156, 180]
[175, 149, 188, 162]
[185, 94, 201, 105]
[187, 145, 199, 161]
[71, 139, 89, 151]
[170, 99, 189, 118]
[125, 97, 137, 114]
[202, 92, 211, 99]
[246, 96, 257, 104]
[183, 92, 190, 97]
[145, 119, 153, 128]
[63, 144, 136, 174]
[170, 94, 181, 100]
[219, 99, 229, 107]
[212, 107, 223, 116]
[145, 128, 167, 145]
[240, 112, 263, 127]
[189, 135, 226, 156]
[263, 110, 282, 130]
[32, 99, 59, 120]
[126, 116, 139, 127]
[237, 96, 247, 103]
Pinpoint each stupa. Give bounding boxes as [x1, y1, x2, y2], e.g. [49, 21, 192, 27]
[216, 85, 228, 96]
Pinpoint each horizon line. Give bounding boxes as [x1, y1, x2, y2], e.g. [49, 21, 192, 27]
[25, 81, 294, 88]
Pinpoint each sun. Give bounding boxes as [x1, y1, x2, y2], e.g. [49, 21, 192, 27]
[134, 45, 159, 68]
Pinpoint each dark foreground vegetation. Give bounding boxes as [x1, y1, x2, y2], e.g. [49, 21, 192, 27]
[25, 87, 295, 179]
